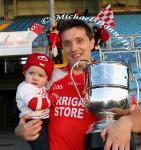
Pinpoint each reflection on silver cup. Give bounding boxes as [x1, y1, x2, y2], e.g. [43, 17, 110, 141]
[85, 61, 130, 115]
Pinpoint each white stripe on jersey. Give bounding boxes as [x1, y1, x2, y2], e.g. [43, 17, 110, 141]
[36, 97, 42, 110]
[46, 97, 51, 107]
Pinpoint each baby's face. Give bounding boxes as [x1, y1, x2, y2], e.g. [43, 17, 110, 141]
[24, 66, 48, 88]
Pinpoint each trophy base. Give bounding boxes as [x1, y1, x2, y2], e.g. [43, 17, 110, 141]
[85, 131, 136, 150]
[85, 131, 104, 150]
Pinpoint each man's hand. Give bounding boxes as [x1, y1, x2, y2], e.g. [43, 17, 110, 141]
[101, 116, 133, 150]
[15, 114, 43, 141]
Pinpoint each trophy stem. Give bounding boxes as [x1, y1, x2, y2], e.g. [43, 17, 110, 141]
[88, 111, 116, 133]
[85, 112, 136, 150]
[98, 111, 116, 121]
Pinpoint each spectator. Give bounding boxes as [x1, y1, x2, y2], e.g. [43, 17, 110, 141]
[92, 26, 101, 51]
[83, 9, 89, 17]
[100, 25, 110, 48]
[75, 8, 81, 16]
[87, 21, 93, 32]
[91, 26, 101, 61]
[49, 26, 63, 64]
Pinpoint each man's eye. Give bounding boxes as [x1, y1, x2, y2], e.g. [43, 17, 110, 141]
[77, 39, 83, 44]
[63, 42, 71, 47]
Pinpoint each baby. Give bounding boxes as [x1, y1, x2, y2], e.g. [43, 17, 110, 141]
[16, 53, 57, 150]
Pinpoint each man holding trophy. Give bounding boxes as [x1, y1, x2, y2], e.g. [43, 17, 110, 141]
[71, 56, 139, 150]
[15, 19, 139, 150]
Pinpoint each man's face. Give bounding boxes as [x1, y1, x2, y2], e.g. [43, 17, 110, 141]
[61, 27, 94, 67]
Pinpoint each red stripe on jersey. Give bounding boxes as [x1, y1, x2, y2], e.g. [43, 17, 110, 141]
[41, 98, 49, 109]
[28, 97, 38, 110]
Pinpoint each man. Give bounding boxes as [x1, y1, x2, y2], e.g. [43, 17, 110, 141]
[15, 19, 96, 150]
[101, 107, 141, 150]
[15, 19, 140, 150]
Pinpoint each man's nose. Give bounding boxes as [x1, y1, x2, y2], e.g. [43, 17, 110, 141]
[72, 43, 78, 52]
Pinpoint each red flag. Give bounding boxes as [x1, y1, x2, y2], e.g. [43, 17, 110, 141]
[27, 22, 45, 41]
[30, 22, 45, 35]
[94, 4, 115, 28]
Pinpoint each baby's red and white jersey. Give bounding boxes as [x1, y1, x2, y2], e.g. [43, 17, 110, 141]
[48, 65, 97, 150]
[16, 81, 56, 118]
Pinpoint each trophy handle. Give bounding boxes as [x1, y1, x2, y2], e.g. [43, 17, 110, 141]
[70, 60, 90, 107]
[130, 70, 140, 106]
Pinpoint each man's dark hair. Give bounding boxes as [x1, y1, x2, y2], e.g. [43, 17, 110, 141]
[59, 19, 93, 40]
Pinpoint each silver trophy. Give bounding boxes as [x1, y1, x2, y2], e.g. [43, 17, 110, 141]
[71, 60, 139, 149]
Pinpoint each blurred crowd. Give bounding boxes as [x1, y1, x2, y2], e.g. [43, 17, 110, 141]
[46, 19, 110, 64]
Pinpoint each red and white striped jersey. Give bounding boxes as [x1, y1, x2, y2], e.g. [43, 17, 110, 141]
[16, 81, 56, 119]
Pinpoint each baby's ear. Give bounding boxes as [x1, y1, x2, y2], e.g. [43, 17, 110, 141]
[23, 71, 26, 76]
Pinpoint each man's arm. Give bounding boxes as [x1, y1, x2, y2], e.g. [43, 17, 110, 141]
[127, 108, 141, 133]
[101, 108, 141, 150]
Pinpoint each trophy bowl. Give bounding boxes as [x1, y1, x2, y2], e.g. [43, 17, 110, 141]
[85, 61, 130, 115]
[83, 61, 132, 149]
